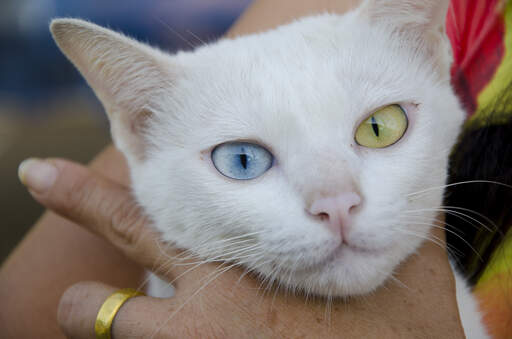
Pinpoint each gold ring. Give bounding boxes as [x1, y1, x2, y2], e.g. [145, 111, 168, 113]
[95, 288, 145, 339]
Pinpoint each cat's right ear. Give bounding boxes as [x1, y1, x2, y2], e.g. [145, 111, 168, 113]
[358, 0, 451, 77]
[50, 18, 174, 163]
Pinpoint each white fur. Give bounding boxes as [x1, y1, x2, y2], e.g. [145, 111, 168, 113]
[454, 267, 490, 339]
[51, 0, 489, 336]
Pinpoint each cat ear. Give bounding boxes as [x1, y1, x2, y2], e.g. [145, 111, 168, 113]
[358, 0, 451, 75]
[50, 18, 173, 162]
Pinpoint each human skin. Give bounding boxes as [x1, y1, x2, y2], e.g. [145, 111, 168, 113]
[0, 0, 465, 338]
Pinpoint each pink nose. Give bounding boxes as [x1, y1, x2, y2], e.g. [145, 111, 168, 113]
[309, 192, 361, 237]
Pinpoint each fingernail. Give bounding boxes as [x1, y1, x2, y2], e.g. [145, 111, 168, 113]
[18, 158, 58, 193]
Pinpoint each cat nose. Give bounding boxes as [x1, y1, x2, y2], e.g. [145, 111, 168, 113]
[309, 192, 361, 237]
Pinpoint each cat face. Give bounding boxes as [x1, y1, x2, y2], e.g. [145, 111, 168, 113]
[51, 0, 463, 296]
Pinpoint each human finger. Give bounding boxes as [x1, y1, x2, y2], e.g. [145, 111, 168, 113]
[57, 281, 183, 339]
[18, 158, 177, 275]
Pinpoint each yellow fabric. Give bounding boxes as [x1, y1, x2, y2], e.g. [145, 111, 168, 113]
[471, 0, 512, 127]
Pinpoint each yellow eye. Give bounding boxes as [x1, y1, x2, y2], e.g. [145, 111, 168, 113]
[355, 104, 408, 148]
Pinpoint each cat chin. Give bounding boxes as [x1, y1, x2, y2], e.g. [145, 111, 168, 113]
[256, 244, 406, 297]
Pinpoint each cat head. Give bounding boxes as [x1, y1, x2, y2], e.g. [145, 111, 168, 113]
[51, 0, 463, 296]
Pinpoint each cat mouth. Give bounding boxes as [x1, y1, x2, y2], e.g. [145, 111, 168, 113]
[328, 241, 389, 263]
[330, 245, 381, 264]
[343, 242, 381, 255]
[292, 242, 382, 273]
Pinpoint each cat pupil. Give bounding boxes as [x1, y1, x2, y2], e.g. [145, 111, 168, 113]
[239, 153, 248, 169]
[371, 116, 379, 137]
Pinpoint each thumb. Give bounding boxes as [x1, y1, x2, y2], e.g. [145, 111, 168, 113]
[58, 281, 180, 339]
[17, 158, 174, 275]
[18, 158, 145, 239]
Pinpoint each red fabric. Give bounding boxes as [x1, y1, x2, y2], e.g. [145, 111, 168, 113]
[446, 0, 506, 117]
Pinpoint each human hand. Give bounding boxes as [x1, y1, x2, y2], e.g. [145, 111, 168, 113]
[19, 158, 465, 338]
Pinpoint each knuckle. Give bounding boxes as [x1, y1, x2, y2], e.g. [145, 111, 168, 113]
[107, 195, 148, 248]
[47, 160, 151, 253]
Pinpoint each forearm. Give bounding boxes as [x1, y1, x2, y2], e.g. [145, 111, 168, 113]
[227, 0, 361, 37]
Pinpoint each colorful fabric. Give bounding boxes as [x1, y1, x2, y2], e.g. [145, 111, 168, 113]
[447, 1, 512, 337]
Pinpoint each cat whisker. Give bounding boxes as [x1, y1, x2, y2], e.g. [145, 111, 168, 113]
[235, 257, 271, 285]
[403, 207, 495, 233]
[398, 213, 484, 237]
[439, 205, 500, 233]
[394, 223, 464, 259]
[386, 271, 411, 291]
[284, 254, 305, 292]
[256, 260, 287, 303]
[157, 231, 264, 262]
[400, 212, 483, 232]
[185, 29, 207, 46]
[150, 262, 240, 338]
[171, 243, 263, 266]
[154, 16, 197, 49]
[406, 180, 512, 198]
[397, 215, 486, 252]
[139, 244, 263, 301]
[172, 247, 263, 281]
[390, 227, 449, 252]
[398, 221, 482, 260]
[147, 244, 264, 294]
[324, 294, 333, 326]
[271, 276, 284, 310]
[234, 261, 276, 309]
[154, 240, 263, 270]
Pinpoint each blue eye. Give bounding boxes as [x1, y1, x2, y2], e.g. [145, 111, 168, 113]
[211, 142, 273, 180]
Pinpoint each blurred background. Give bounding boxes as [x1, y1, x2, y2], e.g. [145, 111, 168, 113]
[0, 0, 252, 262]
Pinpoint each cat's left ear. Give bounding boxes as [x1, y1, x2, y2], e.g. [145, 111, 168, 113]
[50, 18, 175, 163]
[358, 0, 451, 76]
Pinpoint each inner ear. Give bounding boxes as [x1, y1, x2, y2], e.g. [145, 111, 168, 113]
[50, 18, 175, 164]
[130, 109, 153, 136]
[113, 108, 154, 161]
[357, 0, 451, 77]
[358, 0, 449, 32]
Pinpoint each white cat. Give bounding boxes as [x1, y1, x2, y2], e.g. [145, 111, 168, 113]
[50, 0, 489, 337]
